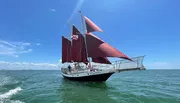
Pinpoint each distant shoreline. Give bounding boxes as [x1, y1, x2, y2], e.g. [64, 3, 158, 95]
[0, 69, 179, 71]
[0, 69, 60, 71]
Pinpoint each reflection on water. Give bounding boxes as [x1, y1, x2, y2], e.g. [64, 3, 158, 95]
[58, 79, 117, 103]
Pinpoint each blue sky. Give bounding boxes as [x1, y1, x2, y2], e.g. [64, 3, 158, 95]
[0, 0, 180, 69]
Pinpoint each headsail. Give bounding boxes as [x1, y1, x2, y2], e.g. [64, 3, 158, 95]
[92, 57, 111, 64]
[71, 25, 88, 63]
[84, 16, 103, 33]
[62, 36, 71, 63]
[86, 33, 133, 61]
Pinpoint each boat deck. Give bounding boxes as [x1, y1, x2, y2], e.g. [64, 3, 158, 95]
[61, 56, 146, 77]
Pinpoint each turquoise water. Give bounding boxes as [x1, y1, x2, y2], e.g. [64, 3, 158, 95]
[0, 70, 180, 103]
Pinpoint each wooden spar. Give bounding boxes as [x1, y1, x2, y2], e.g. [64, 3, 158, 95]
[68, 20, 72, 42]
[79, 11, 91, 65]
[68, 20, 72, 62]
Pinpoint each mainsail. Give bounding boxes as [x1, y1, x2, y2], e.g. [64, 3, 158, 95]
[62, 36, 71, 63]
[71, 25, 88, 63]
[84, 16, 113, 64]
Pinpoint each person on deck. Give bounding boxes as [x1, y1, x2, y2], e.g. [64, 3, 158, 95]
[68, 65, 71, 72]
[88, 63, 95, 72]
[74, 62, 77, 70]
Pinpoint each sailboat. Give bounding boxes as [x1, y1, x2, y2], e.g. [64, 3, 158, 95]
[61, 12, 145, 82]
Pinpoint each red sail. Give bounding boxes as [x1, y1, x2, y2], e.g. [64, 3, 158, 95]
[86, 33, 133, 61]
[62, 36, 71, 63]
[92, 57, 111, 64]
[71, 25, 88, 63]
[84, 16, 103, 33]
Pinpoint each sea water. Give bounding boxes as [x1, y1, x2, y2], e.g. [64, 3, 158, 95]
[0, 70, 180, 103]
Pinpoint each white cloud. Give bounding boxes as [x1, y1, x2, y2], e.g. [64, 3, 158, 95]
[0, 40, 32, 57]
[36, 43, 41, 46]
[59, 59, 62, 63]
[49, 9, 56, 12]
[0, 61, 60, 70]
[146, 62, 180, 69]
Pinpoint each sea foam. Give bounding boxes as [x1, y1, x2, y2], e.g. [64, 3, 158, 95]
[0, 87, 22, 99]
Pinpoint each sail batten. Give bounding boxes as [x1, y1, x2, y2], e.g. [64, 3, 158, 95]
[86, 33, 133, 61]
[62, 36, 71, 63]
[84, 16, 103, 33]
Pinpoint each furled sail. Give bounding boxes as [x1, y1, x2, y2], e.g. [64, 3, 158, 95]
[62, 36, 71, 63]
[71, 25, 88, 63]
[86, 33, 133, 61]
[84, 16, 103, 33]
[92, 57, 111, 64]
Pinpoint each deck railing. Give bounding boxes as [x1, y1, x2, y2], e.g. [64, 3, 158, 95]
[91, 56, 146, 71]
[112, 56, 145, 70]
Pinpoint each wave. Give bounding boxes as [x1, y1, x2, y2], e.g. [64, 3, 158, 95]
[0, 76, 11, 87]
[0, 75, 20, 88]
[0, 100, 24, 103]
[0, 87, 22, 99]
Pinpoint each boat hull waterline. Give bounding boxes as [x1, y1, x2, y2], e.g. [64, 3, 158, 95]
[61, 71, 114, 82]
[61, 66, 145, 82]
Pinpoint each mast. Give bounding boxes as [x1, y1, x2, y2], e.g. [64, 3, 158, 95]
[79, 11, 91, 64]
[68, 20, 72, 42]
[68, 20, 72, 62]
